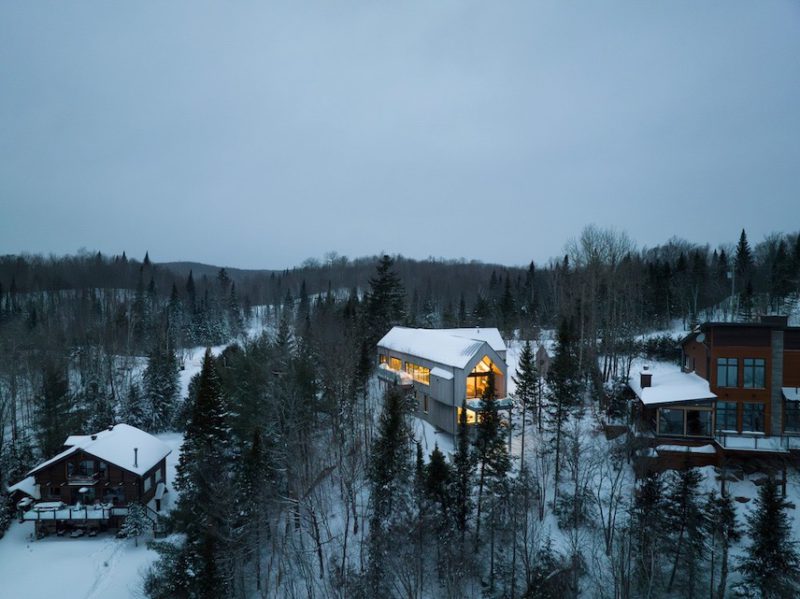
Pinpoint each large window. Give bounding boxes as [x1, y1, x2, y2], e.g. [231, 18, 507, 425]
[716, 401, 738, 432]
[686, 410, 712, 437]
[717, 358, 738, 387]
[404, 362, 430, 385]
[657, 406, 714, 437]
[390, 357, 402, 371]
[658, 408, 684, 435]
[785, 402, 800, 433]
[743, 358, 766, 389]
[742, 403, 765, 433]
[467, 356, 501, 398]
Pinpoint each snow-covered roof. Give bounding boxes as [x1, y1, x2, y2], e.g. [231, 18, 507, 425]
[783, 387, 800, 402]
[629, 362, 716, 406]
[7, 476, 40, 500]
[28, 424, 171, 478]
[437, 328, 506, 354]
[430, 367, 454, 380]
[377, 327, 503, 369]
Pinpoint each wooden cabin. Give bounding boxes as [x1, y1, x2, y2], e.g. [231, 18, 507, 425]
[7, 424, 171, 535]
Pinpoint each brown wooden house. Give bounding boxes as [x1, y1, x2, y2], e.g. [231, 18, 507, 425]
[631, 315, 800, 469]
[8, 424, 171, 534]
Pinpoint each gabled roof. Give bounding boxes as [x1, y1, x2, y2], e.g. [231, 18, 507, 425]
[7, 476, 40, 500]
[377, 327, 501, 369]
[629, 363, 717, 406]
[27, 424, 171, 478]
[437, 328, 506, 354]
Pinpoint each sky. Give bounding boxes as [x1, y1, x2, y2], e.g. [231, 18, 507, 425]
[1, 2, 799, 270]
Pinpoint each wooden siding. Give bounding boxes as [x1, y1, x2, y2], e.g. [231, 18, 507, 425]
[32, 448, 166, 507]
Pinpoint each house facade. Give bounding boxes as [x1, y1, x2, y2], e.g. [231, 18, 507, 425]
[631, 315, 800, 465]
[376, 327, 510, 435]
[7, 423, 171, 534]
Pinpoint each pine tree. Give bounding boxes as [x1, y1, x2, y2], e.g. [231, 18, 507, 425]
[665, 467, 707, 597]
[452, 400, 475, 538]
[513, 341, 538, 472]
[367, 385, 414, 592]
[632, 471, 667, 594]
[121, 501, 149, 547]
[142, 335, 180, 432]
[365, 255, 406, 344]
[473, 370, 510, 548]
[704, 489, 740, 599]
[735, 229, 754, 281]
[547, 317, 581, 491]
[120, 383, 147, 429]
[36, 361, 75, 457]
[172, 348, 234, 597]
[737, 477, 800, 597]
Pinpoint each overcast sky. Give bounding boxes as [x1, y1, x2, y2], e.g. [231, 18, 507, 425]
[1, 2, 799, 269]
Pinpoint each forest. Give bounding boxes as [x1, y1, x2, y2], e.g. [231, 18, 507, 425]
[1, 225, 800, 598]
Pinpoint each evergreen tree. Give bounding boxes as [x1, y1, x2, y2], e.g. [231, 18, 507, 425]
[120, 382, 147, 429]
[472, 370, 510, 547]
[35, 360, 75, 457]
[142, 335, 180, 432]
[632, 471, 667, 594]
[704, 489, 740, 599]
[513, 341, 538, 472]
[665, 467, 707, 597]
[546, 317, 581, 491]
[737, 477, 800, 597]
[171, 348, 234, 597]
[365, 255, 406, 345]
[367, 385, 414, 593]
[121, 501, 149, 547]
[452, 400, 475, 538]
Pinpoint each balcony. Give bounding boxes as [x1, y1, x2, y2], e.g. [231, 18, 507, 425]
[376, 364, 414, 388]
[67, 471, 103, 485]
[715, 431, 800, 453]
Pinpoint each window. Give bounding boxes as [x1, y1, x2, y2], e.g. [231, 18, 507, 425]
[78, 459, 94, 477]
[378, 354, 387, 365]
[658, 408, 684, 435]
[144, 476, 152, 493]
[423, 394, 429, 414]
[716, 401, 738, 432]
[155, 468, 162, 483]
[98, 461, 108, 479]
[48, 486, 61, 498]
[457, 406, 478, 425]
[742, 403, 765, 433]
[390, 357, 401, 371]
[716, 358, 738, 387]
[786, 402, 800, 433]
[686, 410, 712, 437]
[404, 362, 431, 385]
[743, 358, 766, 389]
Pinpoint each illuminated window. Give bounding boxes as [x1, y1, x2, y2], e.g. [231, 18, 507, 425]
[390, 357, 401, 371]
[379, 354, 387, 365]
[743, 358, 766, 389]
[404, 361, 430, 385]
[467, 356, 501, 398]
[457, 406, 478, 425]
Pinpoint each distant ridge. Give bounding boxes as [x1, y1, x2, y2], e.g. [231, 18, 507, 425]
[158, 261, 278, 280]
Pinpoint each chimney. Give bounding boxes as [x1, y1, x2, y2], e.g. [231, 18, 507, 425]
[91, 434, 97, 441]
[640, 366, 652, 389]
[134, 448, 138, 468]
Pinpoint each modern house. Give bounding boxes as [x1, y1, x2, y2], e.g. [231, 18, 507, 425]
[376, 327, 511, 435]
[7, 423, 171, 535]
[630, 315, 800, 465]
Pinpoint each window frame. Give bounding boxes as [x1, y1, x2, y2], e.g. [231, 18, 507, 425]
[716, 358, 738, 388]
[742, 358, 766, 389]
[742, 402, 766, 433]
[715, 401, 738, 433]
